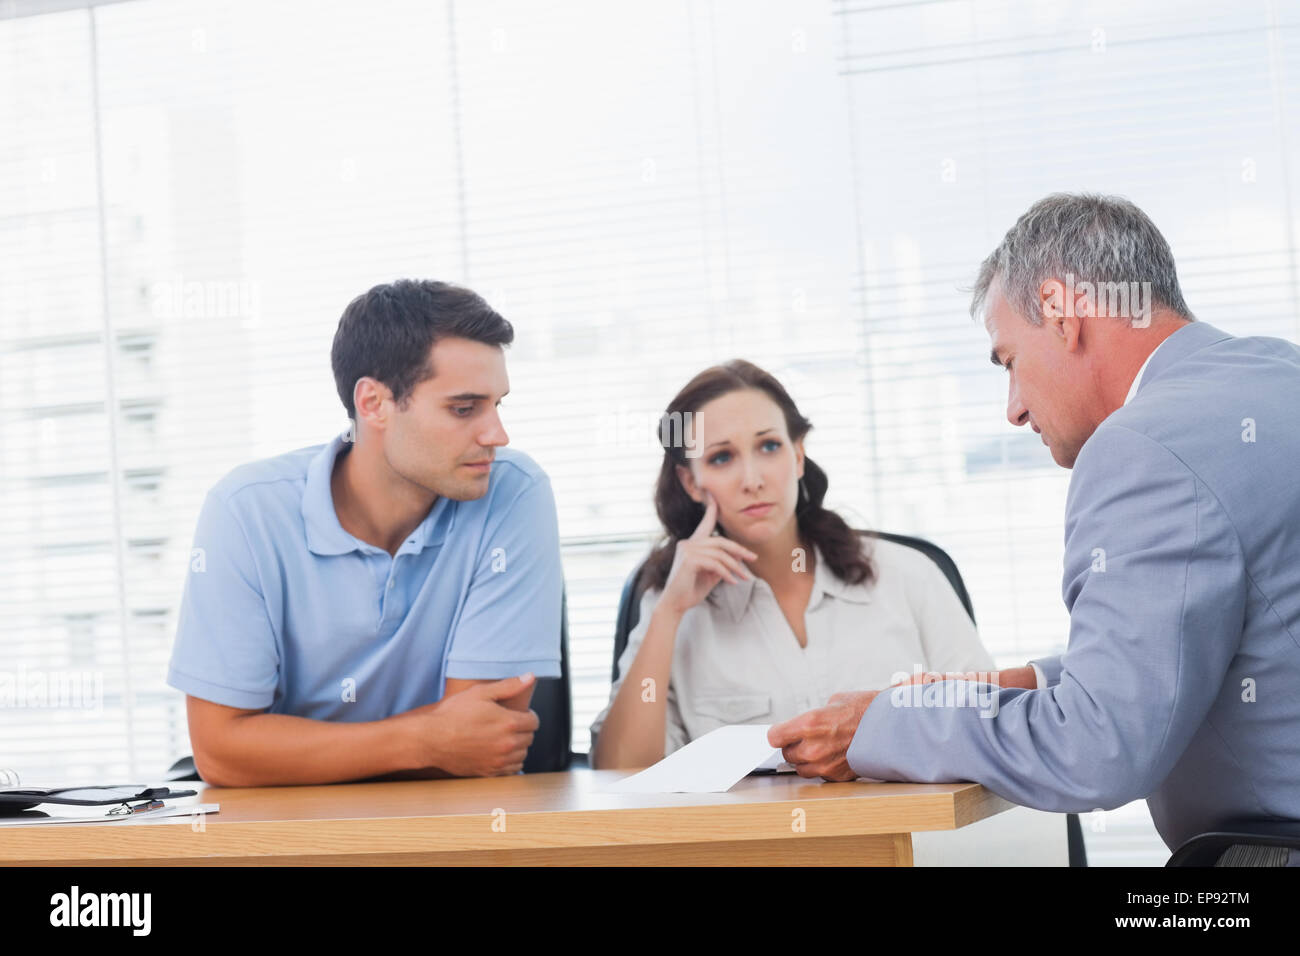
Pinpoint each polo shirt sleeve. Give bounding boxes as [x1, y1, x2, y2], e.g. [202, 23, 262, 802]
[444, 473, 564, 681]
[166, 490, 281, 710]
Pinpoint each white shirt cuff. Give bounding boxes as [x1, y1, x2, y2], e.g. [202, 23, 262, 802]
[1030, 661, 1048, 690]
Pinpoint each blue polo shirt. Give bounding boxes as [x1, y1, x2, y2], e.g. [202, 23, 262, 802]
[166, 434, 563, 721]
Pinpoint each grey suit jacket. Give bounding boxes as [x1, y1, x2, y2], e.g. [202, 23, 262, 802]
[846, 321, 1300, 851]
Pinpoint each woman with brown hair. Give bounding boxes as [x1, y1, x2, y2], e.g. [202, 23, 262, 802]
[590, 359, 995, 770]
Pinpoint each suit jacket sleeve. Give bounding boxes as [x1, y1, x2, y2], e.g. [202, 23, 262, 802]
[846, 423, 1248, 811]
[1030, 655, 1064, 686]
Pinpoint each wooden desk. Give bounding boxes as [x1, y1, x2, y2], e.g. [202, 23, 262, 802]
[0, 769, 1012, 866]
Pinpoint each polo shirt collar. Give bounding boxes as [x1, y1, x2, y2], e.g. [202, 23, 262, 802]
[301, 432, 454, 556]
[712, 542, 872, 624]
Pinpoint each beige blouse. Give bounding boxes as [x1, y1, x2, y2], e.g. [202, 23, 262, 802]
[590, 537, 995, 756]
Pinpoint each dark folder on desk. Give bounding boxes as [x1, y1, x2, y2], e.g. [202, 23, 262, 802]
[0, 785, 197, 813]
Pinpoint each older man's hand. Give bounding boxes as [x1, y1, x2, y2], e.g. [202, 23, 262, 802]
[766, 690, 880, 781]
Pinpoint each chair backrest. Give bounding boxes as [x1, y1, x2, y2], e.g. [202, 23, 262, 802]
[1166, 819, 1300, 866]
[522, 585, 574, 773]
[612, 529, 975, 683]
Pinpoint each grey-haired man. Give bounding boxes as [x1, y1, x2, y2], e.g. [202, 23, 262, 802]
[771, 193, 1300, 860]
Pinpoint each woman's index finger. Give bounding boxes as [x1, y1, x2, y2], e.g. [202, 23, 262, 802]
[690, 491, 718, 539]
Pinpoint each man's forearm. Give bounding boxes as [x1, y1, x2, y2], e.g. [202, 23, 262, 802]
[195, 711, 419, 787]
[363, 766, 456, 782]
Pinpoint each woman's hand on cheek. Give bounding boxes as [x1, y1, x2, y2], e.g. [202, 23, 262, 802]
[660, 491, 758, 616]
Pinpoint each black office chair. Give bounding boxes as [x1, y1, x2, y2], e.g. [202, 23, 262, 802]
[604, 528, 1087, 867]
[521, 586, 574, 773]
[165, 584, 575, 781]
[1167, 819, 1300, 866]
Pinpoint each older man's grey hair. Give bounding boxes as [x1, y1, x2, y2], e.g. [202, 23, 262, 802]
[970, 193, 1195, 326]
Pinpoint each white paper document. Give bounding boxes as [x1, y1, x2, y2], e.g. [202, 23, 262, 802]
[603, 724, 783, 793]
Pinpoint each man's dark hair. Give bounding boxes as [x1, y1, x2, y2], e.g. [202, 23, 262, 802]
[331, 279, 513, 420]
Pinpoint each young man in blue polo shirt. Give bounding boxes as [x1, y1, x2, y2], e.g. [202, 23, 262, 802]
[167, 279, 563, 786]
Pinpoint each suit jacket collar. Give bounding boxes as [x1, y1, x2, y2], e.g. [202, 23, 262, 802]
[1134, 321, 1234, 399]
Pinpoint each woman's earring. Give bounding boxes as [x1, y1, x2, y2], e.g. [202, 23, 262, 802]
[798, 477, 809, 508]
